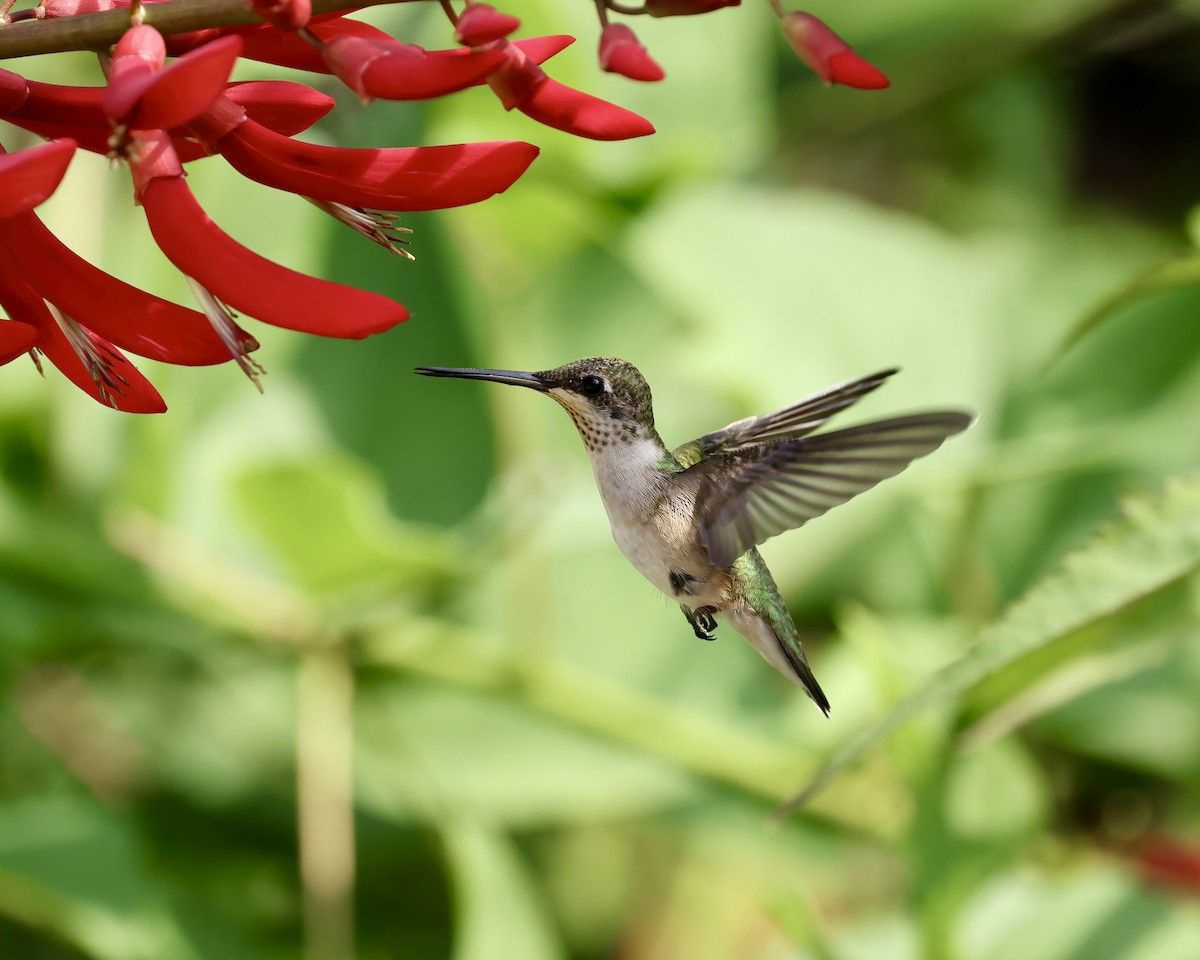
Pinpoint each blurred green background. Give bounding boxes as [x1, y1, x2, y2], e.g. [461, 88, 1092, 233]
[3, 0, 1200, 957]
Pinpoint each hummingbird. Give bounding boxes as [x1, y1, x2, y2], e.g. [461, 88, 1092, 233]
[415, 359, 971, 715]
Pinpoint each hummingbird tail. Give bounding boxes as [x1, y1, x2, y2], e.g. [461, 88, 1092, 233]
[726, 604, 831, 716]
[779, 642, 831, 717]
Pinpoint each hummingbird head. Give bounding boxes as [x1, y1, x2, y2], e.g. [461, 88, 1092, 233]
[415, 357, 658, 451]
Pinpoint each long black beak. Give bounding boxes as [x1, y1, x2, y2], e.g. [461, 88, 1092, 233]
[414, 366, 549, 391]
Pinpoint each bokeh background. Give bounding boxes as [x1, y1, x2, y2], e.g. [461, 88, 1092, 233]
[3, 0, 1200, 957]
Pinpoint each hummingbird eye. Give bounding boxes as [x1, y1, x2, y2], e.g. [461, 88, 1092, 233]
[579, 375, 606, 396]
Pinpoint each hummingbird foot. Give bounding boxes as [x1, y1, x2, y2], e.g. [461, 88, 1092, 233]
[682, 604, 719, 641]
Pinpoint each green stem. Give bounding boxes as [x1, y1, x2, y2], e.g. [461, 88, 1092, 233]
[0, 0, 413, 58]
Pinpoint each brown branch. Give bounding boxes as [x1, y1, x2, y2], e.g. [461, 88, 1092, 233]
[0, 0, 414, 58]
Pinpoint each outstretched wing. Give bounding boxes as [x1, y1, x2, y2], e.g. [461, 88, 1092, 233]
[671, 369, 899, 469]
[691, 412, 972, 568]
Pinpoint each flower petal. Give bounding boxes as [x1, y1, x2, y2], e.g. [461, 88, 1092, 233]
[1, 207, 250, 366]
[224, 16, 393, 73]
[323, 37, 506, 102]
[0, 261, 165, 412]
[0, 139, 76, 219]
[121, 35, 244, 130]
[250, 0, 311, 31]
[104, 24, 166, 124]
[224, 80, 334, 134]
[455, 4, 521, 46]
[599, 24, 665, 82]
[0, 318, 38, 365]
[194, 113, 539, 211]
[781, 13, 889, 90]
[518, 78, 655, 140]
[140, 175, 408, 338]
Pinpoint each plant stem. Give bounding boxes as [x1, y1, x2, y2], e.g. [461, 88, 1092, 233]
[0, 0, 410, 58]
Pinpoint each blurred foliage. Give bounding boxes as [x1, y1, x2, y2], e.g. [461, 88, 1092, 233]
[4, 1, 1200, 958]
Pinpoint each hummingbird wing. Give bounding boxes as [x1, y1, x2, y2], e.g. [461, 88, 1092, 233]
[672, 369, 898, 469]
[690, 412, 972, 568]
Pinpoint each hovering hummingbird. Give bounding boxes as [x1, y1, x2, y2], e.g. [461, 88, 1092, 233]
[415, 359, 971, 715]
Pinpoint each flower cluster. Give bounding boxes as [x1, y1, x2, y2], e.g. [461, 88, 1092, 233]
[0, 0, 886, 412]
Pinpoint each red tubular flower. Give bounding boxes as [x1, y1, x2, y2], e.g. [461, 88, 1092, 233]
[105, 29, 243, 130]
[1, 210, 252, 366]
[0, 320, 38, 366]
[223, 80, 334, 135]
[0, 264, 164, 412]
[220, 16, 394, 73]
[250, 0, 311, 31]
[0, 138, 76, 218]
[189, 95, 539, 211]
[781, 13, 889, 90]
[454, 4, 521, 46]
[644, 0, 740, 16]
[321, 37, 506, 102]
[488, 42, 654, 141]
[599, 24, 665, 83]
[131, 132, 407, 338]
[6, 76, 332, 137]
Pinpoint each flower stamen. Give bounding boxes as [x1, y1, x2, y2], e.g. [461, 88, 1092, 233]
[306, 198, 416, 259]
[47, 301, 128, 408]
[185, 277, 266, 391]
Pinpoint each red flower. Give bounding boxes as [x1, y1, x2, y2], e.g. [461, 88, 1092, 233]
[488, 41, 654, 140]
[250, 0, 311, 31]
[319, 36, 507, 103]
[454, 4, 521, 47]
[1, 205, 252, 366]
[189, 95, 539, 212]
[0, 259, 165, 412]
[0, 138, 75, 218]
[130, 131, 407, 339]
[599, 24, 665, 83]
[781, 12, 889, 90]
[104, 27, 242, 132]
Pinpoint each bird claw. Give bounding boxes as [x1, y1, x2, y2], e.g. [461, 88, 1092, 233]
[683, 605, 719, 641]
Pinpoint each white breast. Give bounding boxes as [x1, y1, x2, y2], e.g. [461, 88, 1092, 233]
[586, 436, 695, 598]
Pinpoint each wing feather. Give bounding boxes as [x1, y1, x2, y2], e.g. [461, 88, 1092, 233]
[693, 412, 972, 568]
[671, 369, 898, 468]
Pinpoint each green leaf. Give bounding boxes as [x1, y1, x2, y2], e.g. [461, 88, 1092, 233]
[234, 455, 459, 597]
[776, 473, 1200, 818]
[1053, 251, 1200, 360]
[0, 794, 238, 960]
[441, 819, 564, 960]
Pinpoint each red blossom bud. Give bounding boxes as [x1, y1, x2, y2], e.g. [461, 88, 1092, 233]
[781, 12, 889, 90]
[644, 0, 739, 17]
[250, 0, 311, 31]
[598, 23, 664, 82]
[224, 80, 335, 135]
[188, 101, 540, 211]
[322, 36, 506, 103]
[132, 141, 408, 339]
[106, 32, 242, 130]
[488, 41, 654, 140]
[0, 139, 75, 218]
[454, 4, 520, 46]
